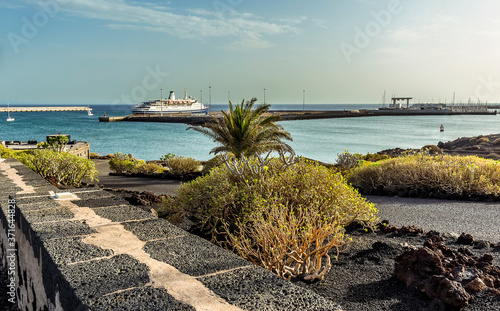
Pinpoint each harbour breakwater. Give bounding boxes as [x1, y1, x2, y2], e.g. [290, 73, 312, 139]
[0, 106, 91, 112]
[99, 109, 497, 125]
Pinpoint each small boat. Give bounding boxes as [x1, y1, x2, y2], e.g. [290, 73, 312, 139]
[440, 124, 444, 132]
[6, 102, 14, 122]
[87, 106, 93, 116]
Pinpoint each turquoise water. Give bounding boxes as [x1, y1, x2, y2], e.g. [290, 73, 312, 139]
[1, 104, 499, 163]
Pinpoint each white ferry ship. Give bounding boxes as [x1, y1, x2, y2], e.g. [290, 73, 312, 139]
[132, 90, 208, 114]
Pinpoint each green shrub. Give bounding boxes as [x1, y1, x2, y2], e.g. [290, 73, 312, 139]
[201, 154, 225, 174]
[109, 157, 136, 174]
[20, 149, 97, 187]
[164, 156, 201, 175]
[348, 153, 500, 197]
[362, 153, 389, 162]
[160, 153, 175, 161]
[171, 157, 378, 281]
[0, 144, 18, 158]
[45, 135, 70, 152]
[1, 145, 97, 187]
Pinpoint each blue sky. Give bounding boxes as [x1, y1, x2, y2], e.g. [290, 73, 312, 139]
[1, 0, 500, 105]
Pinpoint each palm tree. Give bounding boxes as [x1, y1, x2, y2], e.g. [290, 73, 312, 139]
[189, 98, 293, 158]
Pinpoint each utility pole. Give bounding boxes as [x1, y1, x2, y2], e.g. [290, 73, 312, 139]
[160, 88, 163, 117]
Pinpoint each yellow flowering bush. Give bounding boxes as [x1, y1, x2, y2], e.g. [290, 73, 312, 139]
[348, 153, 500, 199]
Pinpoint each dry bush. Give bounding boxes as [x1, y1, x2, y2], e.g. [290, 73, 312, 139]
[348, 153, 500, 197]
[477, 137, 490, 144]
[164, 156, 201, 175]
[421, 145, 441, 154]
[109, 153, 164, 175]
[172, 157, 378, 281]
[336, 150, 363, 169]
[493, 138, 500, 145]
[133, 162, 164, 174]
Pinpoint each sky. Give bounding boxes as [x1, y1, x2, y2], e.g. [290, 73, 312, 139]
[1, 0, 500, 105]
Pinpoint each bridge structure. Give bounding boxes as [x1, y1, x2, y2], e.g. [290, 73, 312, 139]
[0, 106, 91, 112]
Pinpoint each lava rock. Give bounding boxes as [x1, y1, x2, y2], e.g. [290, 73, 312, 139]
[394, 234, 500, 309]
[457, 233, 475, 245]
[464, 277, 486, 293]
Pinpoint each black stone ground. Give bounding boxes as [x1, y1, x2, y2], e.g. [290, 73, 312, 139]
[295, 228, 500, 311]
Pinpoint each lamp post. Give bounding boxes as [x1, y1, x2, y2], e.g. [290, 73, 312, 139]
[263, 88, 266, 105]
[209, 86, 212, 113]
[303, 89, 305, 112]
[200, 90, 203, 104]
[228, 91, 230, 102]
[160, 88, 163, 117]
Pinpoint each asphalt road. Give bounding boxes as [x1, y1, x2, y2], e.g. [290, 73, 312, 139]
[91, 159, 182, 196]
[366, 195, 500, 242]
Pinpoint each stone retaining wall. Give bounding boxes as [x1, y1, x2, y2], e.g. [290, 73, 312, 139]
[0, 158, 342, 311]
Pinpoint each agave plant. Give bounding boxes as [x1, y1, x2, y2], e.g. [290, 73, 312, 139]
[189, 97, 293, 158]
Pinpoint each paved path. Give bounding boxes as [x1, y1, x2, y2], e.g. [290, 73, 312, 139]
[366, 195, 500, 242]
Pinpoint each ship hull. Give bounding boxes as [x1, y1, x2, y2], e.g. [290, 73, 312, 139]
[132, 106, 209, 114]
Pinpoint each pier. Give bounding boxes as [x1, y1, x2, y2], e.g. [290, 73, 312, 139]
[99, 109, 497, 125]
[0, 106, 91, 112]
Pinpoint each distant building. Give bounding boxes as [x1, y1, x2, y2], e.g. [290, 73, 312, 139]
[2, 134, 90, 159]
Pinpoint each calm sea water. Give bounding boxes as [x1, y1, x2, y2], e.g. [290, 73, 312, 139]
[1, 103, 499, 163]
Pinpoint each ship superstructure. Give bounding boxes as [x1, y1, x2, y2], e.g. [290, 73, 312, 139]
[132, 90, 208, 114]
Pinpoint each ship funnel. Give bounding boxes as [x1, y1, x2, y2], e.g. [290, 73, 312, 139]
[168, 91, 175, 100]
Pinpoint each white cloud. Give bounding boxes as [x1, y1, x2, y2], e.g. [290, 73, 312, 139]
[16, 0, 299, 48]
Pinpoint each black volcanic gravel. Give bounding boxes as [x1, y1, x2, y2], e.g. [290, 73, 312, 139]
[294, 229, 500, 311]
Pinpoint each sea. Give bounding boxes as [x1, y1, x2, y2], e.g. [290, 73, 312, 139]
[1, 103, 499, 163]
